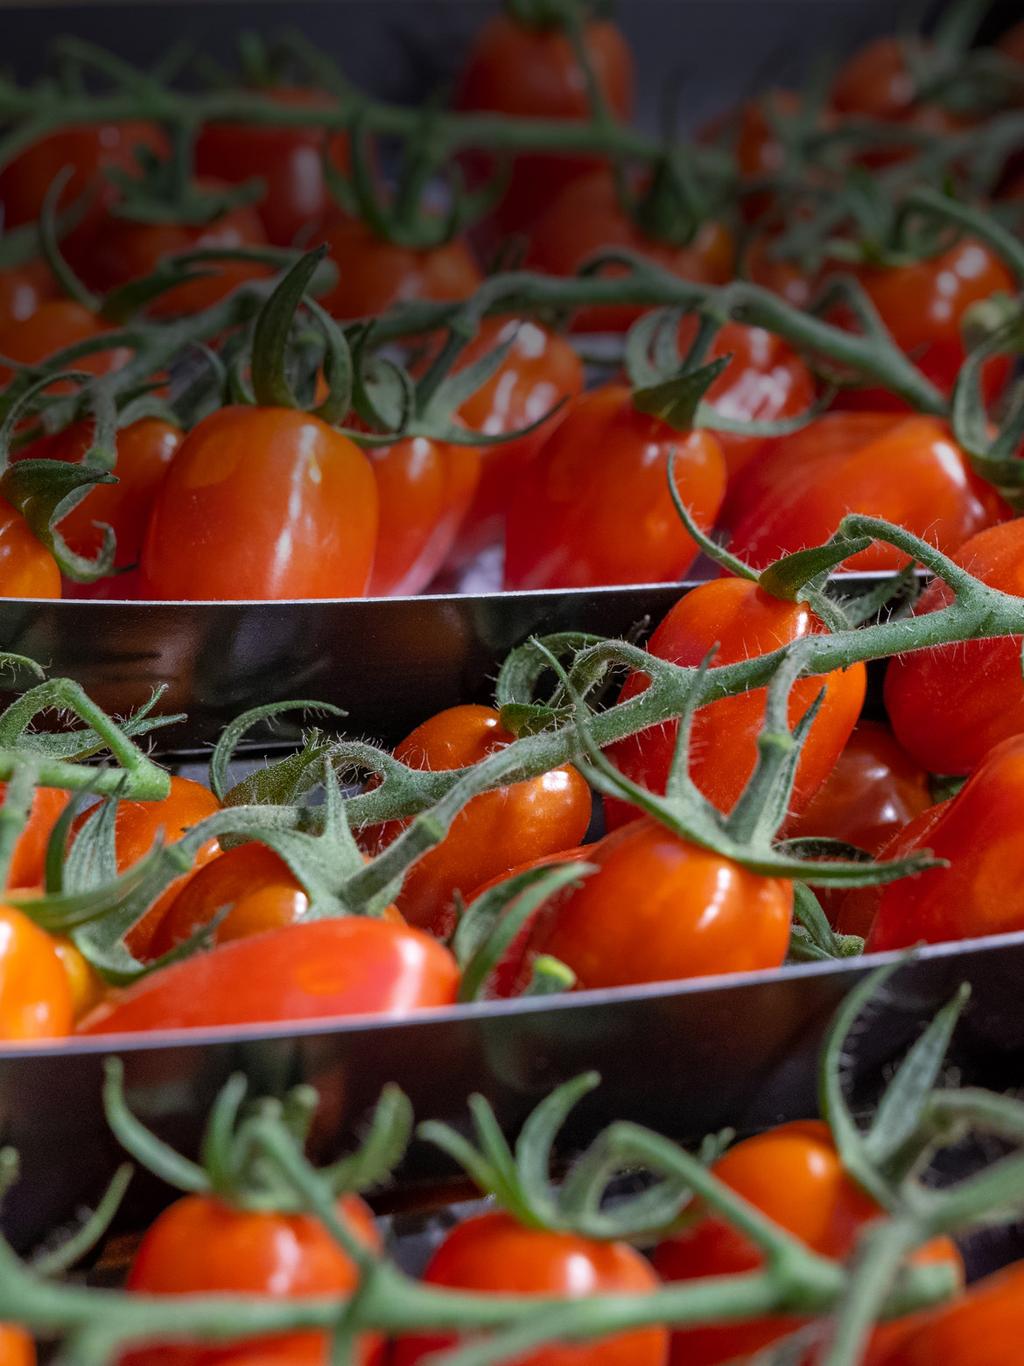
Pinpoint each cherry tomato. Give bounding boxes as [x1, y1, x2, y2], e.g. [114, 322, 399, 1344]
[872, 1260, 1024, 1366]
[0, 259, 54, 329]
[884, 518, 1024, 774]
[604, 578, 866, 824]
[503, 385, 726, 590]
[17, 418, 182, 569]
[368, 435, 480, 596]
[0, 1326, 33, 1366]
[831, 36, 930, 120]
[530, 817, 792, 990]
[745, 233, 816, 309]
[526, 170, 734, 333]
[454, 11, 634, 239]
[451, 317, 584, 565]
[0, 496, 61, 599]
[832, 803, 944, 942]
[654, 1120, 960, 1365]
[138, 406, 378, 600]
[51, 935, 103, 1020]
[122, 1191, 380, 1366]
[726, 413, 1006, 573]
[369, 704, 591, 937]
[319, 218, 481, 320]
[0, 905, 73, 1041]
[0, 300, 130, 389]
[393, 1211, 667, 1366]
[4, 784, 71, 890]
[867, 734, 1024, 951]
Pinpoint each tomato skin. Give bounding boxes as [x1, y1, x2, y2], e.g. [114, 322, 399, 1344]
[370, 704, 591, 937]
[77, 918, 459, 1035]
[871, 1261, 1024, 1366]
[884, 519, 1024, 775]
[0, 905, 73, 1041]
[834, 803, 945, 942]
[504, 385, 726, 590]
[393, 1211, 667, 1366]
[0, 259, 54, 329]
[604, 578, 866, 825]
[368, 435, 480, 596]
[455, 13, 633, 239]
[4, 784, 71, 890]
[138, 407, 378, 600]
[831, 36, 921, 119]
[0, 300, 130, 388]
[726, 414, 1006, 574]
[867, 734, 1024, 951]
[122, 1191, 380, 1366]
[320, 218, 481, 319]
[526, 171, 734, 333]
[451, 317, 584, 565]
[0, 496, 61, 599]
[51, 935, 103, 1019]
[0, 1325, 34, 1366]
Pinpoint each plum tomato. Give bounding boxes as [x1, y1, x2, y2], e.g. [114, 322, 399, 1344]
[0, 905, 73, 1041]
[0, 497, 61, 599]
[0, 300, 130, 389]
[319, 218, 481, 319]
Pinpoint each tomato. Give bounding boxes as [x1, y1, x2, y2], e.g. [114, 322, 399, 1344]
[0, 300, 129, 388]
[884, 519, 1024, 774]
[726, 413, 1006, 573]
[77, 918, 459, 1035]
[525, 170, 734, 332]
[604, 578, 866, 824]
[122, 1191, 380, 1366]
[0, 259, 54, 329]
[368, 435, 479, 595]
[0, 496, 61, 598]
[0, 1326, 33, 1366]
[503, 385, 726, 590]
[872, 1261, 1024, 1366]
[832, 804, 944, 942]
[368, 704, 591, 937]
[451, 317, 584, 566]
[393, 1211, 666, 1366]
[138, 406, 378, 600]
[454, 10, 633, 238]
[319, 218, 481, 320]
[51, 935, 103, 1019]
[654, 1120, 960, 1365]
[999, 21, 1024, 66]
[745, 233, 815, 309]
[4, 784, 71, 889]
[530, 817, 791, 990]
[866, 734, 1024, 950]
[17, 418, 182, 569]
[0, 904, 73, 1041]
[194, 89, 349, 248]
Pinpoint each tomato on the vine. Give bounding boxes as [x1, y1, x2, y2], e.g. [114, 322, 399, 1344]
[319, 218, 482, 320]
[604, 577, 866, 824]
[393, 1211, 667, 1366]
[4, 784, 71, 890]
[872, 1260, 1024, 1366]
[0, 300, 130, 389]
[0, 1326, 33, 1366]
[0, 259, 54, 330]
[0, 497, 61, 599]
[0, 905, 73, 1041]
[503, 385, 726, 590]
[138, 406, 378, 600]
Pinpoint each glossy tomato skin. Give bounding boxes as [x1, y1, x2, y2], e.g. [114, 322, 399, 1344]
[867, 735, 1024, 951]
[4, 784, 71, 890]
[885, 519, 1024, 775]
[0, 1326, 33, 1366]
[0, 905, 74, 1041]
[526, 171, 734, 332]
[370, 704, 591, 937]
[504, 386, 726, 590]
[871, 1261, 1024, 1366]
[0, 300, 130, 388]
[320, 219, 481, 319]
[831, 36, 921, 118]
[122, 1191, 380, 1366]
[368, 435, 480, 595]
[604, 578, 866, 825]
[0, 259, 54, 329]
[78, 918, 459, 1035]
[0, 497, 61, 599]
[533, 818, 792, 990]
[451, 317, 584, 565]
[138, 407, 378, 600]
[18, 418, 182, 569]
[393, 1211, 667, 1366]
[454, 13, 633, 239]
[726, 413, 1006, 573]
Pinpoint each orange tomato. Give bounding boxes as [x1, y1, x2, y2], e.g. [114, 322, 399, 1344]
[0, 497, 61, 599]
[0, 905, 73, 1041]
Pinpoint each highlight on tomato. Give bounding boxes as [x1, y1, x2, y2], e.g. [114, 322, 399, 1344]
[0, 258, 54, 330]
[0, 904, 74, 1042]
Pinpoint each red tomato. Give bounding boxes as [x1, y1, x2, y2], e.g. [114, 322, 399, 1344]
[0, 1326, 33, 1366]
[319, 218, 481, 319]
[451, 317, 584, 565]
[654, 1120, 960, 1365]
[393, 1211, 666, 1366]
[726, 413, 1006, 573]
[454, 11, 634, 238]
[530, 817, 792, 990]
[194, 89, 349, 248]
[77, 918, 459, 1035]
[4, 784, 71, 890]
[17, 418, 182, 568]
[368, 435, 479, 595]
[872, 1261, 1024, 1366]
[122, 1191, 380, 1366]
[369, 704, 591, 937]
[0, 905, 73, 1041]
[884, 518, 1024, 774]
[867, 734, 1024, 950]
[526, 170, 734, 333]
[604, 578, 866, 824]
[504, 385, 726, 590]
[745, 233, 815, 309]
[0, 300, 130, 388]
[0, 259, 54, 329]
[0, 496, 61, 598]
[999, 21, 1024, 65]
[138, 407, 378, 600]
[832, 803, 944, 942]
